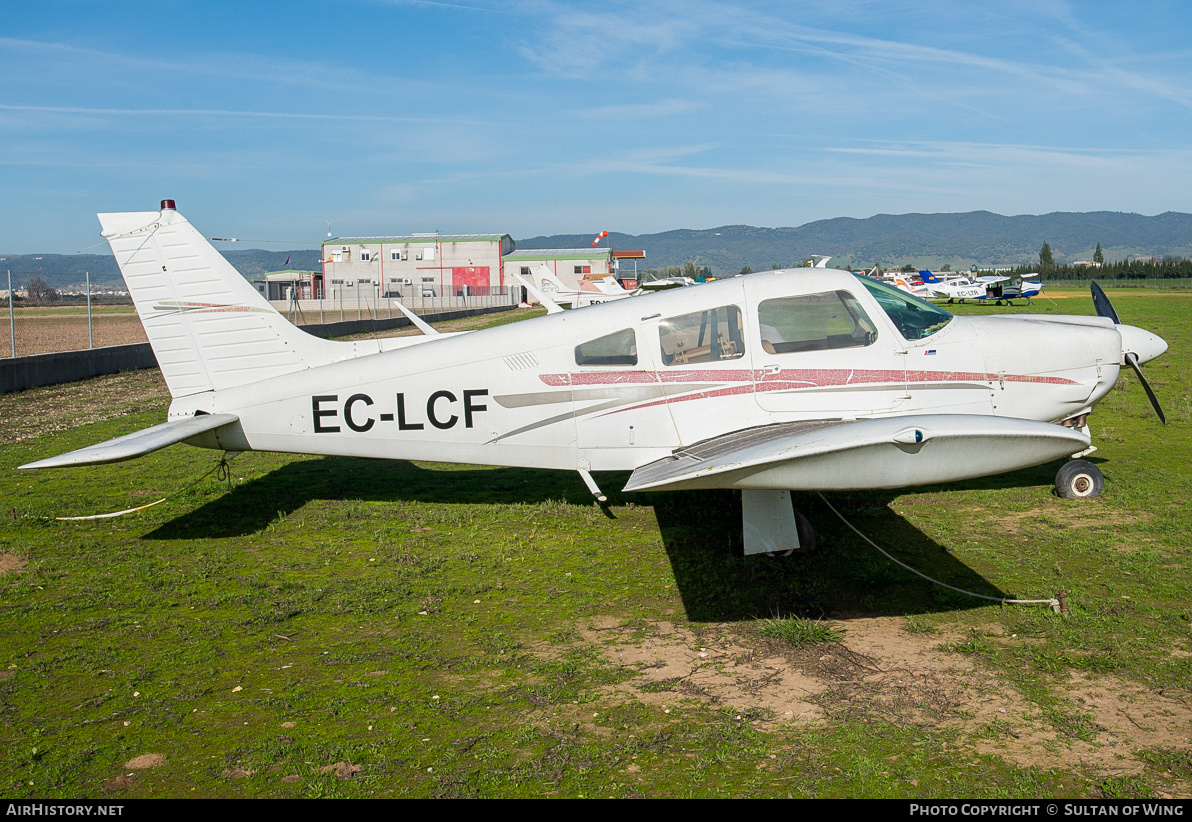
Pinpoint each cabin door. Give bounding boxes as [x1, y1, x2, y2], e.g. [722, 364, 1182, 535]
[746, 280, 909, 419]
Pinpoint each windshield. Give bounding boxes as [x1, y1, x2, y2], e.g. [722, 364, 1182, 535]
[854, 275, 952, 341]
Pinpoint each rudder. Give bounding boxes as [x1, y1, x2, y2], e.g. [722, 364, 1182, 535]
[99, 202, 332, 398]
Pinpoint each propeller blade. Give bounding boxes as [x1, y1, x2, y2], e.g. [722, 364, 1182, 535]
[1091, 281, 1120, 324]
[1092, 282, 1166, 424]
[1126, 352, 1167, 425]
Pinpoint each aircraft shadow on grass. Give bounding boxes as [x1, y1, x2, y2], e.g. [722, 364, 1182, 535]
[143, 452, 1087, 623]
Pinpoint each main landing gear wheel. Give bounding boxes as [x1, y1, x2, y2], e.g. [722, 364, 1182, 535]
[767, 511, 817, 557]
[1055, 460, 1104, 499]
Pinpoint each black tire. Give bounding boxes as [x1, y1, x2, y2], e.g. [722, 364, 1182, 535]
[1055, 460, 1104, 499]
[794, 510, 816, 554]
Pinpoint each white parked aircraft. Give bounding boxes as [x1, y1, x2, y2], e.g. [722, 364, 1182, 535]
[982, 275, 1044, 306]
[920, 270, 1046, 306]
[877, 272, 932, 300]
[527, 263, 637, 309]
[20, 203, 1168, 556]
[918, 271, 989, 302]
[637, 276, 694, 291]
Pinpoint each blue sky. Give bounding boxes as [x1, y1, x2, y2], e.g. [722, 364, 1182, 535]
[2, 0, 1191, 252]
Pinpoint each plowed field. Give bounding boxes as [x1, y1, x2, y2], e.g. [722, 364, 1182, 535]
[0, 309, 147, 357]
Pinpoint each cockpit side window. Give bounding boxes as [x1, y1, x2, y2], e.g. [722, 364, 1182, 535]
[757, 291, 878, 355]
[854, 275, 952, 341]
[658, 305, 746, 365]
[575, 328, 638, 366]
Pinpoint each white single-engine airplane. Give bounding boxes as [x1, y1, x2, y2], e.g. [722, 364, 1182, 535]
[982, 274, 1044, 306]
[20, 203, 1169, 556]
[920, 271, 1045, 306]
[526, 263, 637, 309]
[918, 270, 990, 303]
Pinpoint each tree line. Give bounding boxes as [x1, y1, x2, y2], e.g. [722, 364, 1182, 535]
[1020, 258, 1192, 280]
[635, 245, 1192, 282]
[1026, 242, 1191, 279]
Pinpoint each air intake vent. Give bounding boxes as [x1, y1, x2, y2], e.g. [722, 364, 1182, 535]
[503, 352, 539, 371]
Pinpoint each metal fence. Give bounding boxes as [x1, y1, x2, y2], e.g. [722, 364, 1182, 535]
[4, 280, 524, 358]
[272, 287, 522, 326]
[5, 270, 111, 359]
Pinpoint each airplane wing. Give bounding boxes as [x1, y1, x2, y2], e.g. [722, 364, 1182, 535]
[977, 275, 1011, 284]
[622, 415, 1090, 493]
[19, 414, 240, 469]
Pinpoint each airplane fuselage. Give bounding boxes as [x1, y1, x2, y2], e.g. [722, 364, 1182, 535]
[173, 270, 1123, 474]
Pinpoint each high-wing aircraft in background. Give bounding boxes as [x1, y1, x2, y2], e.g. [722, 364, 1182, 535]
[20, 203, 1169, 556]
[981, 274, 1044, 305]
[919, 270, 1045, 306]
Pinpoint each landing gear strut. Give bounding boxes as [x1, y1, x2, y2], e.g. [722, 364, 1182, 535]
[740, 489, 816, 557]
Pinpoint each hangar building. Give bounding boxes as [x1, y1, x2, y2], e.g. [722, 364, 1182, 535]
[322, 233, 514, 299]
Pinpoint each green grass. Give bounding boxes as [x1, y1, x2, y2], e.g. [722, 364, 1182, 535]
[1, 288, 1190, 798]
[757, 616, 845, 646]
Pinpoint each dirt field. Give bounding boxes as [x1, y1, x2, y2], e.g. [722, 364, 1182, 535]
[0, 309, 147, 357]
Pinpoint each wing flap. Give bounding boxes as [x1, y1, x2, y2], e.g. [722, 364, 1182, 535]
[19, 413, 240, 469]
[623, 415, 1090, 492]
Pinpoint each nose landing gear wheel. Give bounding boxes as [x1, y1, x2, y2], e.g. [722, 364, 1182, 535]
[1055, 460, 1104, 499]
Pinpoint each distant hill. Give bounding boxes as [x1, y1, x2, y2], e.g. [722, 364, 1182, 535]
[517, 211, 1192, 274]
[5, 211, 1191, 286]
[0, 249, 322, 290]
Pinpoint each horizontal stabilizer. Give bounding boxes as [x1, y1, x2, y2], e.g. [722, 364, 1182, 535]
[19, 414, 240, 469]
[623, 415, 1090, 492]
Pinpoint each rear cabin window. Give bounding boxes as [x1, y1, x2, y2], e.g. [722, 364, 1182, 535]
[658, 305, 746, 365]
[758, 291, 878, 354]
[575, 328, 638, 366]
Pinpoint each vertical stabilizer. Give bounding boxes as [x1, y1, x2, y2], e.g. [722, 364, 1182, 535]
[99, 204, 332, 398]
